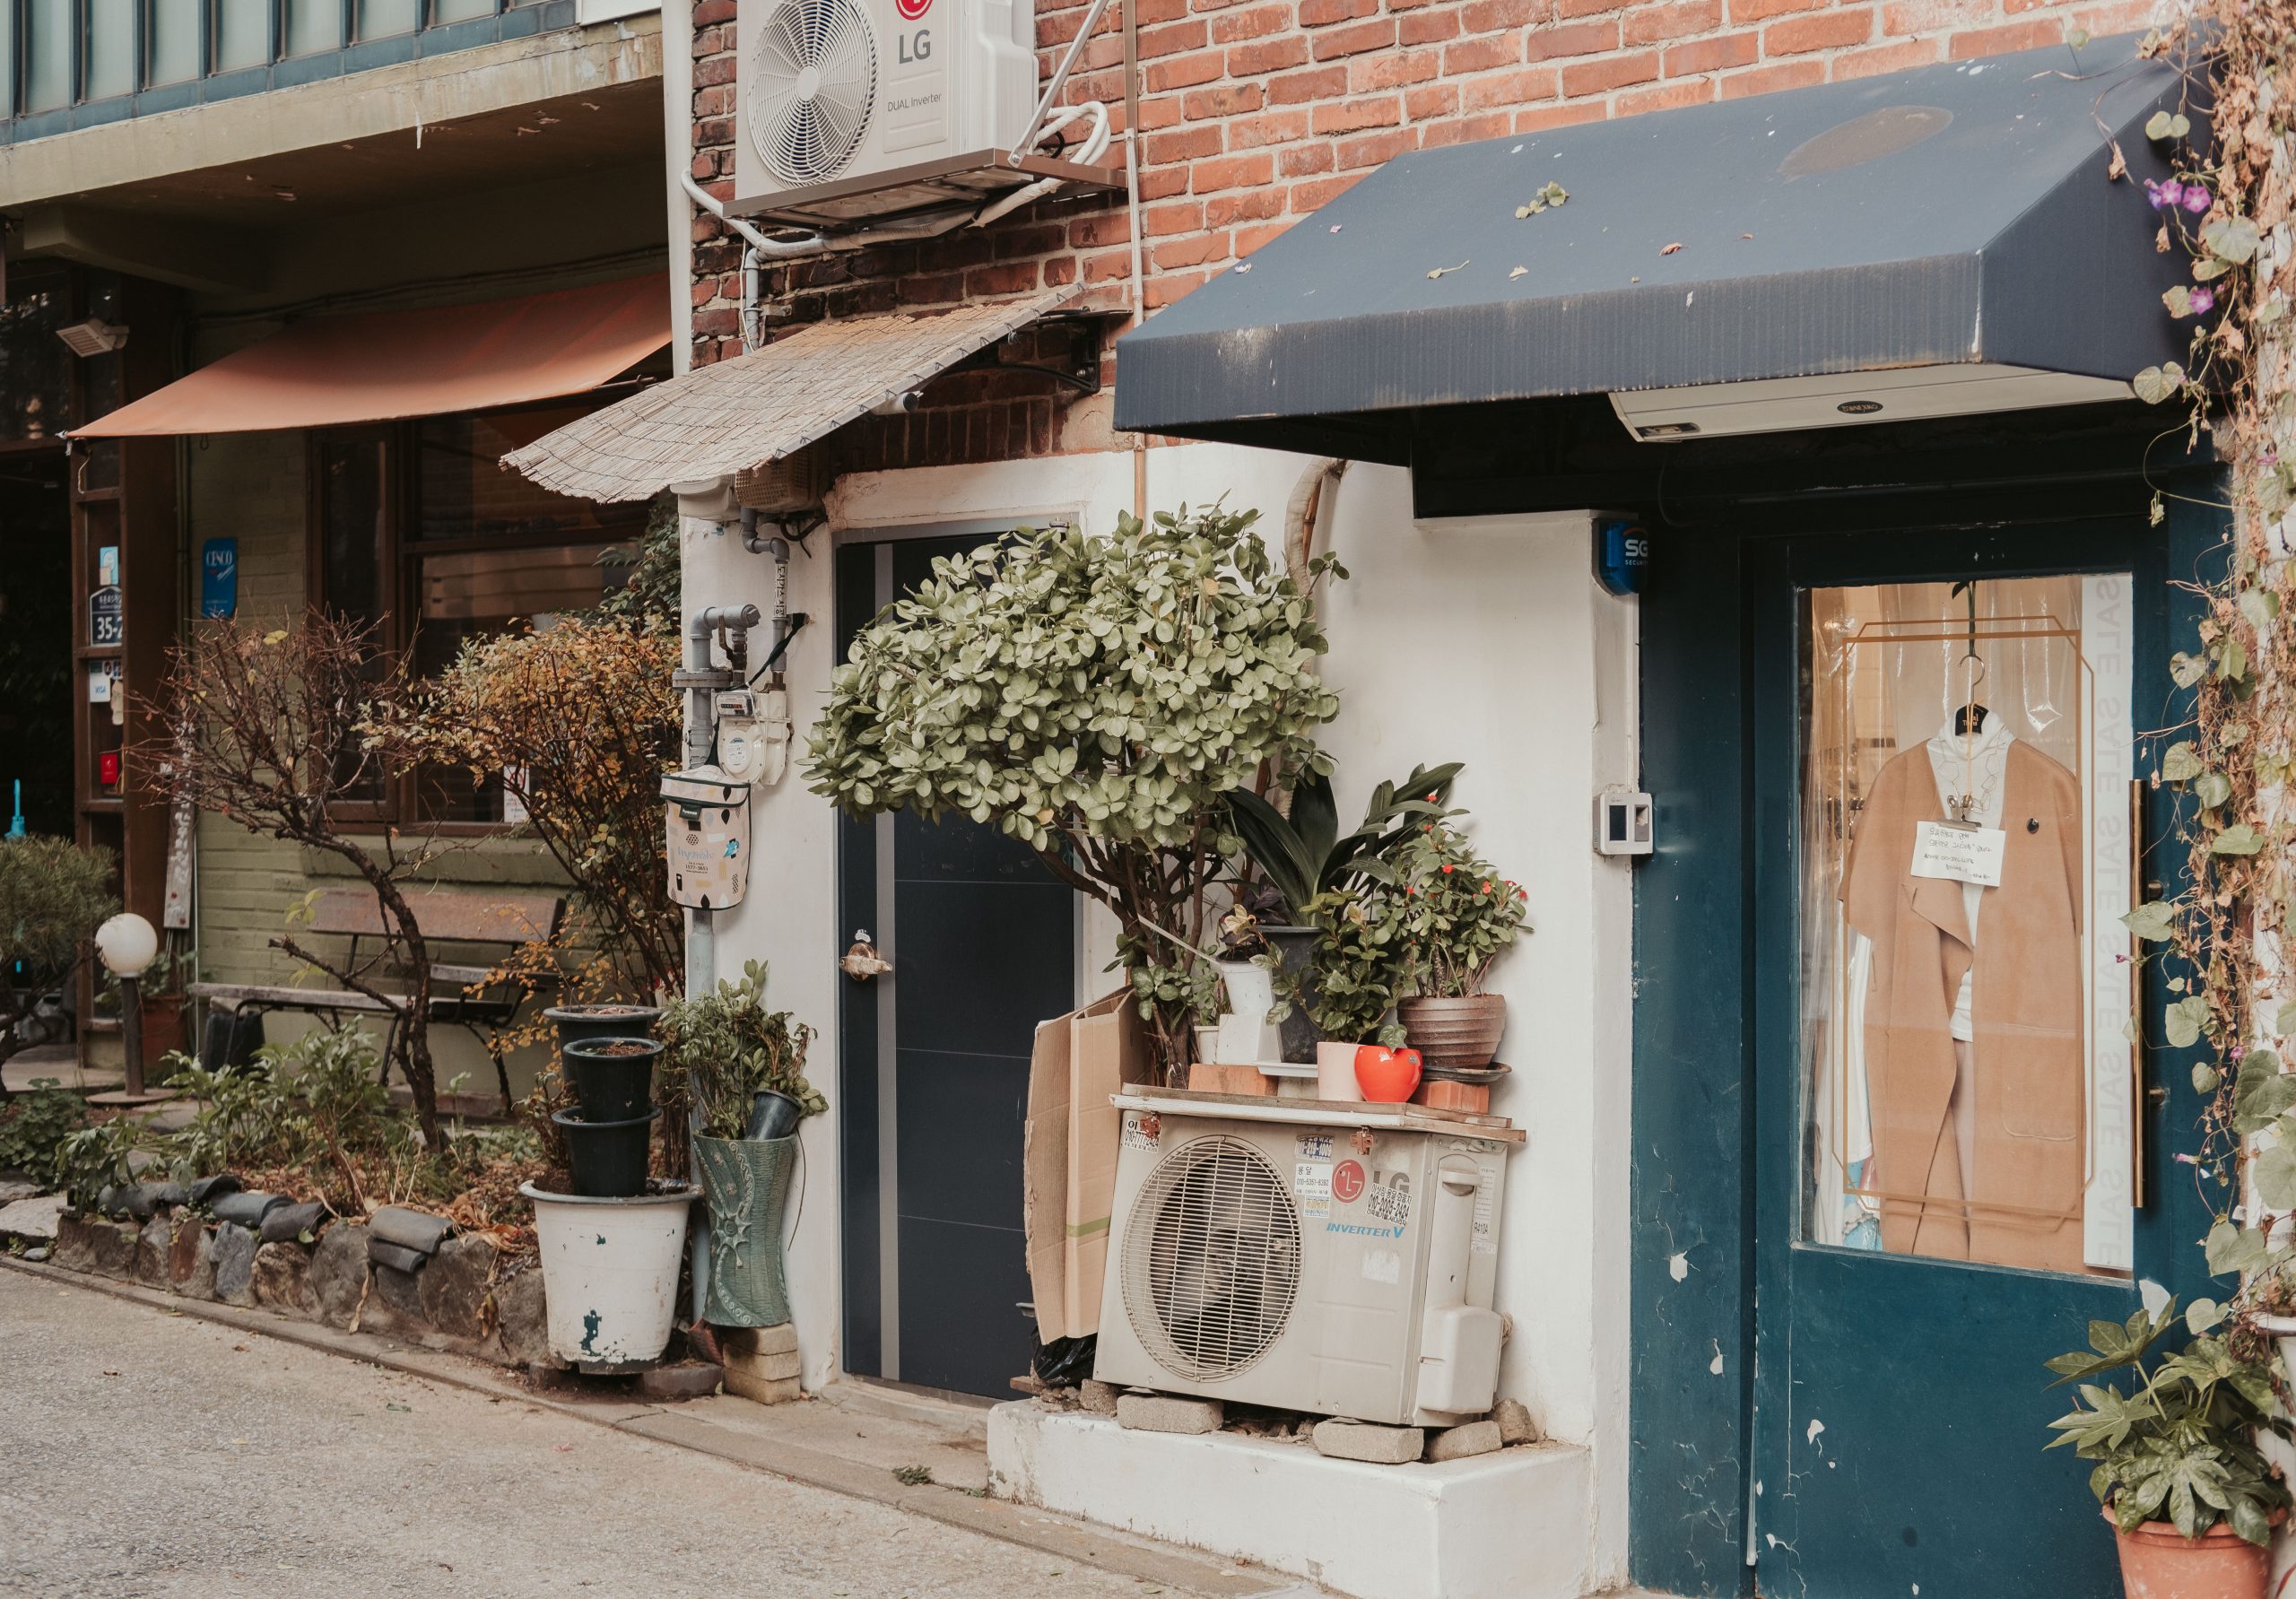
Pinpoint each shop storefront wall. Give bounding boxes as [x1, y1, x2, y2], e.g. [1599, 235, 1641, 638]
[181, 427, 566, 1099]
[690, 440, 1638, 1592]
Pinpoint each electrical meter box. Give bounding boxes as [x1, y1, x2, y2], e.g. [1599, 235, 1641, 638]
[665, 766, 752, 910]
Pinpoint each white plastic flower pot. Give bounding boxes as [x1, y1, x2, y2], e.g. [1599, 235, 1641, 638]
[521, 1182, 696, 1372]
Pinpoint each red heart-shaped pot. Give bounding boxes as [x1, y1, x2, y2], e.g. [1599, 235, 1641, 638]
[1354, 1045, 1423, 1104]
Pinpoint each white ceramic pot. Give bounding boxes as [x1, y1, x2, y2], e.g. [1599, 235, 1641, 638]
[521, 1182, 697, 1371]
[1317, 1039, 1365, 1103]
[1215, 960, 1276, 1021]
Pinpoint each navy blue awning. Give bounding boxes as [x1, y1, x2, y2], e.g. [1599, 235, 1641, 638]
[1114, 35, 2193, 455]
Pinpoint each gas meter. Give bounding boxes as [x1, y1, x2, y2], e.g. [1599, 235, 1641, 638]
[664, 766, 751, 910]
[713, 687, 794, 786]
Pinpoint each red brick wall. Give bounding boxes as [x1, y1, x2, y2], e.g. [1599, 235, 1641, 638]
[688, 0, 2157, 463]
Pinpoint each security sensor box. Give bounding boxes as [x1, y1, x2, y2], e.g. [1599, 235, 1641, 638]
[1597, 786, 1654, 857]
[665, 766, 752, 910]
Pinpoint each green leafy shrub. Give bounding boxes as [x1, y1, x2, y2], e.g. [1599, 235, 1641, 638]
[0, 836, 116, 1089]
[2045, 1300, 2290, 1543]
[0, 1080, 86, 1186]
[1297, 887, 1408, 1047]
[806, 504, 1343, 1074]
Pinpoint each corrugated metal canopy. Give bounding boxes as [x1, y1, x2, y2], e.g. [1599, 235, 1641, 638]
[1113, 35, 2192, 453]
[504, 289, 1079, 501]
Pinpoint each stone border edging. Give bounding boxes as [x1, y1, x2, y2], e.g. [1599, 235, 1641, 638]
[0, 1253, 1284, 1599]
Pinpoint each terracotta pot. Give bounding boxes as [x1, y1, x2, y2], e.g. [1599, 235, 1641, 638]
[2106, 1508, 2268, 1599]
[1316, 1040, 1364, 1103]
[1397, 994, 1507, 1070]
[1354, 1045, 1422, 1104]
[139, 992, 188, 1073]
[1413, 1078, 1491, 1115]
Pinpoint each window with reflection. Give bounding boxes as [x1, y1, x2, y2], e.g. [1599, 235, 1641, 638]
[317, 402, 645, 825]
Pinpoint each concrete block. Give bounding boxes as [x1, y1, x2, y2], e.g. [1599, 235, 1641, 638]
[1427, 1421, 1502, 1463]
[1312, 1418, 1424, 1464]
[718, 1322, 797, 1357]
[1079, 1378, 1120, 1415]
[638, 1361, 725, 1401]
[724, 1371, 803, 1405]
[1118, 1393, 1222, 1436]
[1493, 1397, 1540, 1446]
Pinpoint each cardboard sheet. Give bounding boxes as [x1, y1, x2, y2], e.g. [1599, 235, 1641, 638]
[1023, 989, 1152, 1344]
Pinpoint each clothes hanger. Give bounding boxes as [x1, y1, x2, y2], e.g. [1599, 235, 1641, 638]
[1950, 580, 1989, 735]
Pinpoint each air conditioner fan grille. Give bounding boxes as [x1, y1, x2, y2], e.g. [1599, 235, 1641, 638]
[747, 0, 878, 187]
[1121, 1135, 1300, 1382]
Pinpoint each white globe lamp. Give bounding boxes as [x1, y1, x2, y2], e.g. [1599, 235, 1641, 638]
[93, 912, 161, 1099]
[95, 912, 159, 979]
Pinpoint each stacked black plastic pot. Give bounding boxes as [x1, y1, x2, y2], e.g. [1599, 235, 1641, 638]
[547, 1004, 664, 1197]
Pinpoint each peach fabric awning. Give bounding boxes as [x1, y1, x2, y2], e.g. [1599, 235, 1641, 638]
[72, 274, 671, 439]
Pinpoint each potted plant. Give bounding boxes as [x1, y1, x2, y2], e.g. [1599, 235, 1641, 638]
[134, 941, 196, 1074]
[658, 960, 824, 1328]
[2045, 1300, 2289, 1598]
[1227, 762, 1459, 1063]
[1298, 885, 1409, 1101]
[1393, 819, 1528, 1070]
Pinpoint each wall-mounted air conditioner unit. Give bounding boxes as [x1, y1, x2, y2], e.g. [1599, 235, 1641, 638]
[1093, 1103, 1513, 1427]
[734, 0, 1065, 228]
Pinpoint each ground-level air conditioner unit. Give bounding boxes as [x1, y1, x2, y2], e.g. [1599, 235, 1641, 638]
[1093, 1103, 1512, 1427]
[735, 0, 1038, 219]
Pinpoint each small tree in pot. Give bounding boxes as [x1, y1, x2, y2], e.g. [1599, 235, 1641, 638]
[806, 505, 1342, 1079]
[1392, 818, 1529, 1070]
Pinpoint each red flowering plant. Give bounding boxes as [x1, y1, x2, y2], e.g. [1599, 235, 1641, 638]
[1394, 817, 1528, 998]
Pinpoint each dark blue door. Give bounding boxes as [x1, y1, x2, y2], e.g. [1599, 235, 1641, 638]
[1742, 524, 2208, 1598]
[836, 533, 1075, 1399]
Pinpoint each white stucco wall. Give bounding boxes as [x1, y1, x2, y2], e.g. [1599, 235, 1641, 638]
[683, 442, 1636, 1593]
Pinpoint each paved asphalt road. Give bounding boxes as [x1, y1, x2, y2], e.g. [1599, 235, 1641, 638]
[0, 1268, 1178, 1599]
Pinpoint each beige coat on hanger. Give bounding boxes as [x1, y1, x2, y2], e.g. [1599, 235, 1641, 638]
[1840, 740, 2085, 1273]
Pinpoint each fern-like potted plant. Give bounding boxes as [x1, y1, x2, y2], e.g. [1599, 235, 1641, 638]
[2045, 1300, 2289, 1598]
[1392, 819, 1528, 1070]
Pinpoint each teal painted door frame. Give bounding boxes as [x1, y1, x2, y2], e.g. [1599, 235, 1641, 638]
[1629, 486, 2227, 1596]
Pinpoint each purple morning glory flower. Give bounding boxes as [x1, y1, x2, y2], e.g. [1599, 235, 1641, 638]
[2147, 178, 2186, 209]
[2190, 285, 2216, 315]
[2183, 184, 2213, 213]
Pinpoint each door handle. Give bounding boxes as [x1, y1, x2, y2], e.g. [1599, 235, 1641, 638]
[842, 929, 891, 981]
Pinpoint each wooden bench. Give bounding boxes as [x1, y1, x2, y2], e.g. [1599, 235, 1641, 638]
[190, 888, 565, 1108]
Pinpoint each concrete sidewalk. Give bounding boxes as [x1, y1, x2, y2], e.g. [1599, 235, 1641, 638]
[0, 1257, 1290, 1598]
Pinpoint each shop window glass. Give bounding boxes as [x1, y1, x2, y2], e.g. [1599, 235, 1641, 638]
[147, 0, 201, 84]
[283, 0, 339, 56]
[213, 0, 271, 69]
[319, 404, 639, 825]
[1800, 576, 2135, 1278]
[0, 6, 15, 117]
[84, 0, 135, 97]
[431, 0, 493, 22]
[24, 0, 72, 110]
[413, 405, 633, 543]
[356, 0, 418, 38]
[0, 286, 70, 441]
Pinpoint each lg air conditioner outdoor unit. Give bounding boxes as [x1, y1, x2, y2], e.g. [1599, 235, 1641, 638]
[733, 0, 1040, 227]
[1093, 1103, 1513, 1428]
